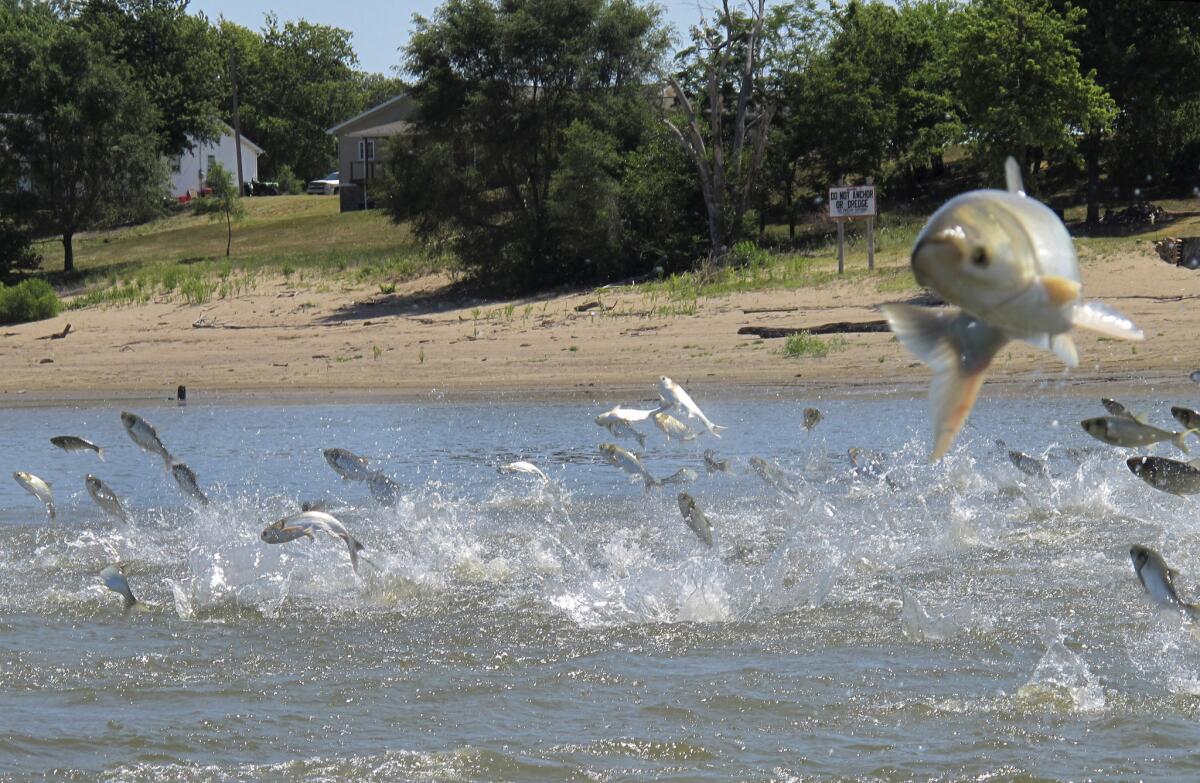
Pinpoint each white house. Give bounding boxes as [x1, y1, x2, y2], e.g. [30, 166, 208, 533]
[169, 123, 264, 198]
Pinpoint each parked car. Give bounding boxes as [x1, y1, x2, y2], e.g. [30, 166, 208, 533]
[307, 172, 339, 195]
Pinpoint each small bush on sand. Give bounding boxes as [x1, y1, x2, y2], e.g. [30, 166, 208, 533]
[0, 279, 62, 324]
[782, 331, 846, 358]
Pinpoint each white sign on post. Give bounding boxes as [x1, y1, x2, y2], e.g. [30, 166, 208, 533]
[828, 185, 877, 219]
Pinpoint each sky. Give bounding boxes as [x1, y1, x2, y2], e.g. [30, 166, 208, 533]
[190, 0, 710, 76]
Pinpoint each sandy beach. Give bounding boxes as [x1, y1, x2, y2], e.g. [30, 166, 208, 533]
[1, 239, 1197, 406]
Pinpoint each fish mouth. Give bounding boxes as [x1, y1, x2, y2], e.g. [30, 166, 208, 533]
[911, 234, 966, 286]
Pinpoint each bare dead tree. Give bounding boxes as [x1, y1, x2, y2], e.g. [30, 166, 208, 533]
[664, 0, 776, 265]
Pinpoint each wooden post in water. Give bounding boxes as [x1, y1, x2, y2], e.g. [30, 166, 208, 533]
[837, 220, 845, 274]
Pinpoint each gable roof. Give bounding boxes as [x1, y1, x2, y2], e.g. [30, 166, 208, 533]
[327, 94, 410, 136]
[221, 122, 264, 156]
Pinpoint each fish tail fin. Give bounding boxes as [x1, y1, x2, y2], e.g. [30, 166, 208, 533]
[1050, 334, 1078, 368]
[1070, 300, 1144, 341]
[97, 448, 105, 462]
[881, 304, 1009, 461]
[1175, 429, 1198, 454]
[163, 453, 174, 473]
[635, 432, 646, 448]
[347, 536, 365, 572]
[710, 424, 726, 438]
[123, 592, 139, 611]
[47, 501, 56, 520]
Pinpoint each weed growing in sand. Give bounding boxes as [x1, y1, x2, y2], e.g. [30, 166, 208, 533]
[418, 348, 426, 364]
[379, 283, 397, 295]
[373, 345, 383, 361]
[782, 331, 847, 358]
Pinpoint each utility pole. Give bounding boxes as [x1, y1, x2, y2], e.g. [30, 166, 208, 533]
[229, 46, 245, 195]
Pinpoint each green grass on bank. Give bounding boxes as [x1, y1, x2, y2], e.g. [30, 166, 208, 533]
[28, 191, 1200, 312]
[34, 196, 452, 308]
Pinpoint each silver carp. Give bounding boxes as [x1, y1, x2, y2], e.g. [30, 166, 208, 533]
[1130, 544, 1200, 620]
[599, 443, 657, 487]
[13, 471, 54, 519]
[260, 510, 365, 572]
[677, 492, 713, 547]
[171, 462, 209, 505]
[50, 435, 105, 460]
[323, 448, 374, 481]
[86, 474, 129, 521]
[121, 412, 173, 471]
[100, 564, 139, 611]
[1127, 456, 1200, 496]
[653, 411, 697, 442]
[1081, 416, 1195, 453]
[658, 376, 725, 438]
[881, 157, 1141, 460]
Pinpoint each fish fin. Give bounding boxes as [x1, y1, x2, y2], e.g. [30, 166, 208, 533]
[97, 448, 105, 462]
[1175, 429, 1198, 454]
[635, 432, 646, 448]
[710, 424, 726, 438]
[1186, 603, 1200, 623]
[1070, 300, 1144, 341]
[123, 592, 138, 611]
[346, 536, 364, 572]
[1049, 334, 1079, 368]
[47, 501, 56, 520]
[1040, 275, 1082, 308]
[1004, 156, 1025, 196]
[881, 304, 1009, 461]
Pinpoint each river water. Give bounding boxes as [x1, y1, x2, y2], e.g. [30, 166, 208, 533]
[2, 391, 1199, 781]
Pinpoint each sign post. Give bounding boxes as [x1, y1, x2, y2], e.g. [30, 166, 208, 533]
[828, 184, 878, 274]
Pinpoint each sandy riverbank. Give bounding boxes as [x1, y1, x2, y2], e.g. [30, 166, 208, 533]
[1, 240, 1197, 407]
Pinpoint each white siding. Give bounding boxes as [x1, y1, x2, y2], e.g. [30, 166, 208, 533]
[169, 129, 261, 198]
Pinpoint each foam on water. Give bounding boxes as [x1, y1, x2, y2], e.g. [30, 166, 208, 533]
[4, 396, 1200, 778]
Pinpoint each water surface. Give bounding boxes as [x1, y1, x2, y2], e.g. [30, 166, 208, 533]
[2, 393, 1199, 781]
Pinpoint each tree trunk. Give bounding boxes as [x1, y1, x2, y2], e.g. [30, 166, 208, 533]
[1085, 134, 1101, 227]
[62, 232, 74, 273]
[226, 214, 232, 257]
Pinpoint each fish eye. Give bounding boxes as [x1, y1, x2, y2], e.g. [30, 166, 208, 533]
[970, 248, 989, 268]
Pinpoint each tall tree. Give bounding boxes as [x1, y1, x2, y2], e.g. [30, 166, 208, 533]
[222, 15, 363, 179]
[1060, 0, 1200, 223]
[386, 0, 668, 291]
[76, 0, 224, 157]
[949, 0, 1115, 191]
[665, 0, 780, 262]
[0, 4, 167, 272]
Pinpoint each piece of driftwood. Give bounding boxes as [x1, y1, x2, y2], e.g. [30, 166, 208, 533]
[574, 300, 612, 312]
[738, 319, 890, 339]
[40, 323, 72, 340]
[742, 306, 799, 314]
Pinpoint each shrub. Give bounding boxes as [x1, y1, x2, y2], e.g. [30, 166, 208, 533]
[0, 217, 42, 277]
[782, 331, 847, 358]
[276, 164, 303, 195]
[0, 279, 62, 324]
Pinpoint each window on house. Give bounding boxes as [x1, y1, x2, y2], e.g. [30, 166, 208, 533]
[357, 140, 365, 160]
[207, 154, 216, 171]
[170, 156, 182, 173]
[365, 139, 375, 161]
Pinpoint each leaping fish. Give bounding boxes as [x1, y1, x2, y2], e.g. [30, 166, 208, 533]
[594, 407, 655, 447]
[323, 448, 375, 481]
[498, 461, 549, 483]
[50, 436, 105, 460]
[14, 471, 54, 519]
[100, 564, 140, 611]
[599, 443, 657, 487]
[658, 376, 725, 438]
[121, 412, 173, 471]
[260, 510, 366, 572]
[86, 474, 129, 521]
[880, 157, 1142, 460]
[171, 462, 209, 505]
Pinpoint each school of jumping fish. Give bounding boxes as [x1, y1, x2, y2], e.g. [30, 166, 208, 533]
[11, 156, 1200, 623]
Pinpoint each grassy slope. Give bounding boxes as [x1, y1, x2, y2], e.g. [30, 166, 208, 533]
[32, 191, 1200, 311]
[35, 195, 449, 306]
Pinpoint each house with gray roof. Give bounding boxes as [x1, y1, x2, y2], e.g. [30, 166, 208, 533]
[326, 94, 414, 212]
